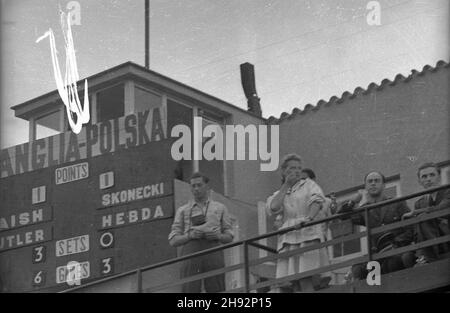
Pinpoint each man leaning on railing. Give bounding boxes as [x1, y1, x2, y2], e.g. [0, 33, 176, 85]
[339, 171, 416, 281]
[168, 172, 234, 293]
[402, 163, 450, 265]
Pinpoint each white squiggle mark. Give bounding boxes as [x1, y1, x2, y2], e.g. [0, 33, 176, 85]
[36, 11, 89, 134]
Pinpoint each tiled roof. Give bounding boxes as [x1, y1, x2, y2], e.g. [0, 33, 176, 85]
[267, 60, 450, 124]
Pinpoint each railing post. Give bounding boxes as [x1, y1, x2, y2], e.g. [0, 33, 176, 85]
[243, 241, 250, 293]
[364, 208, 373, 261]
[137, 269, 142, 293]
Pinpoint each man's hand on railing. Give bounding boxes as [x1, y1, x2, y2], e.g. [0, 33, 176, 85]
[402, 207, 432, 220]
[402, 211, 414, 220]
[339, 200, 356, 213]
[339, 190, 365, 213]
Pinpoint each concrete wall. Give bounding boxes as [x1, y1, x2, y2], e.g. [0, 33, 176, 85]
[225, 112, 279, 207]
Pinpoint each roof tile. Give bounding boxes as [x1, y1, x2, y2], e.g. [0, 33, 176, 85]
[269, 60, 449, 123]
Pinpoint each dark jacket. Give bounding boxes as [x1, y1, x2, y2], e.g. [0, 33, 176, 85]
[347, 195, 413, 252]
[414, 188, 450, 213]
[414, 187, 450, 237]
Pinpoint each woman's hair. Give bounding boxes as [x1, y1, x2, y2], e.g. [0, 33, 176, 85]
[280, 153, 302, 184]
[301, 168, 316, 180]
[280, 153, 302, 171]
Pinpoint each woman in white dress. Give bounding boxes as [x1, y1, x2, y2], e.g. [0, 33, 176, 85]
[266, 154, 330, 292]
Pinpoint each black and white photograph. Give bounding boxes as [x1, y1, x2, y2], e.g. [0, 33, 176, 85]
[0, 0, 449, 297]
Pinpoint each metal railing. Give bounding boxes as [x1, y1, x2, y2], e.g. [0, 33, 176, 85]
[63, 184, 450, 293]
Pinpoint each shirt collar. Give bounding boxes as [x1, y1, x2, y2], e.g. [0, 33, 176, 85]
[363, 194, 390, 205]
[288, 179, 307, 193]
[188, 198, 210, 210]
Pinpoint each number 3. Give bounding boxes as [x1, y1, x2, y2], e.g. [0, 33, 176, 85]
[32, 246, 46, 264]
[101, 257, 113, 276]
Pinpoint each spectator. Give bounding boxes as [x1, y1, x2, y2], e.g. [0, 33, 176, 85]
[300, 168, 316, 181]
[273, 168, 322, 231]
[168, 172, 234, 293]
[266, 154, 329, 292]
[301, 168, 338, 224]
[340, 171, 415, 280]
[403, 163, 450, 264]
[300, 168, 335, 287]
[273, 168, 319, 231]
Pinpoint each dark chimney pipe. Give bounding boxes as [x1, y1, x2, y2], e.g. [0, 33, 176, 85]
[240, 63, 262, 117]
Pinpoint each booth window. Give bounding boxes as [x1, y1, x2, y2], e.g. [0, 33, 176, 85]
[134, 86, 162, 113]
[36, 110, 62, 140]
[96, 84, 125, 123]
[198, 111, 225, 194]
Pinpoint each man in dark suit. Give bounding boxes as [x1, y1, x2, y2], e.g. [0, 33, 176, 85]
[340, 171, 415, 280]
[403, 163, 450, 264]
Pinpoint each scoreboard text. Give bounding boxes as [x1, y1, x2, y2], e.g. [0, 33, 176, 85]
[0, 108, 180, 292]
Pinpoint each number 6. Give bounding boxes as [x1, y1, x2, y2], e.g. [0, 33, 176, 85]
[33, 270, 46, 287]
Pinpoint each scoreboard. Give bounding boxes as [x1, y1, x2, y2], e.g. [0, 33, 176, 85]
[0, 107, 182, 292]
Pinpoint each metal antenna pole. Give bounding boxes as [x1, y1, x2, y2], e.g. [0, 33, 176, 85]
[145, 0, 150, 69]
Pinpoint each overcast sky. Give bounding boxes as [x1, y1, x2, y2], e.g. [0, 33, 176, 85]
[1, 0, 448, 149]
